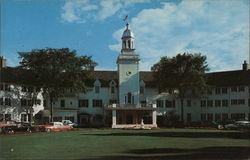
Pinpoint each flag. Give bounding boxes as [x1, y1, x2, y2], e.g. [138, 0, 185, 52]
[123, 15, 128, 21]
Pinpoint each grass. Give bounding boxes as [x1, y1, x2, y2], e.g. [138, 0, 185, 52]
[0, 128, 249, 160]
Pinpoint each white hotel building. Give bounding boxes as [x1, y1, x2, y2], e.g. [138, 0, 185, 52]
[0, 24, 249, 127]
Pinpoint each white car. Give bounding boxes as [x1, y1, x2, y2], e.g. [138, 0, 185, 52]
[62, 120, 78, 128]
[224, 121, 250, 129]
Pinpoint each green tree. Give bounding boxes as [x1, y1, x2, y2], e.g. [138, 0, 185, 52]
[18, 48, 96, 122]
[151, 53, 209, 124]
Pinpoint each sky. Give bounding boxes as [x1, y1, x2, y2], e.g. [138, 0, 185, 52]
[1, 0, 249, 72]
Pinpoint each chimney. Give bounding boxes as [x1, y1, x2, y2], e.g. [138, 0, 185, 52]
[0, 56, 6, 68]
[242, 60, 248, 71]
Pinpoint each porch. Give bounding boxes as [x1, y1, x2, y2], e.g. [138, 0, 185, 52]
[106, 104, 157, 129]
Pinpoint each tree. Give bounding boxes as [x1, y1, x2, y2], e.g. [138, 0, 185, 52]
[18, 48, 96, 122]
[151, 53, 209, 124]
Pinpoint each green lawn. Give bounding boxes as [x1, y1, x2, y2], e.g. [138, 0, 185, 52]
[0, 128, 249, 160]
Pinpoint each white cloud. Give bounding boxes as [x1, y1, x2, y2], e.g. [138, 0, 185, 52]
[60, 0, 151, 23]
[110, 0, 249, 71]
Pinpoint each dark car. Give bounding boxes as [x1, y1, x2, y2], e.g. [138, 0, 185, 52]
[15, 123, 36, 132]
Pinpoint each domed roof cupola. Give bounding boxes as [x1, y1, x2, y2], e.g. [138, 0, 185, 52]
[121, 23, 135, 52]
[122, 23, 134, 39]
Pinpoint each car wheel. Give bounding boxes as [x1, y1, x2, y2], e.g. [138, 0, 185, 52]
[46, 128, 51, 133]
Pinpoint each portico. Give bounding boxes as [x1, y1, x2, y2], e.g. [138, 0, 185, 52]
[107, 104, 157, 129]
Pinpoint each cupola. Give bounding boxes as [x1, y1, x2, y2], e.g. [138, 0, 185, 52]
[121, 23, 135, 51]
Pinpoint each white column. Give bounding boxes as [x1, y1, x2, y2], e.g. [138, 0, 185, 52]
[112, 110, 116, 128]
[152, 104, 157, 126]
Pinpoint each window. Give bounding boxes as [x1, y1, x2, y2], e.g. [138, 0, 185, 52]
[165, 100, 174, 108]
[111, 86, 115, 94]
[0, 84, 4, 90]
[79, 99, 88, 107]
[93, 99, 102, 107]
[222, 100, 228, 107]
[61, 100, 65, 108]
[231, 87, 237, 92]
[36, 87, 41, 92]
[21, 114, 27, 122]
[156, 100, 164, 108]
[0, 97, 3, 105]
[200, 100, 206, 107]
[207, 114, 213, 121]
[201, 114, 206, 121]
[215, 100, 221, 107]
[27, 87, 34, 92]
[35, 99, 41, 105]
[231, 99, 238, 105]
[0, 114, 3, 122]
[207, 89, 212, 95]
[207, 100, 213, 107]
[172, 100, 176, 108]
[21, 99, 27, 106]
[5, 98, 11, 106]
[27, 100, 33, 106]
[221, 88, 227, 94]
[140, 86, 144, 94]
[43, 100, 47, 108]
[215, 88, 221, 94]
[222, 114, 228, 121]
[5, 114, 11, 121]
[215, 114, 221, 121]
[238, 99, 245, 105]
[187, 113, 191, 122]
[140, 100, 146, 107]
[109, 99, 117, 105]
[231, 113, 245, 120]
[53, 117, 62, 122]
[95, 86, 100, 94]
[65, 116, 74, 122]
[127, 92, 132, 104]
[4, 84, 10, 91]
[238, 86, 245, 92]
[186, 100, 191, 107]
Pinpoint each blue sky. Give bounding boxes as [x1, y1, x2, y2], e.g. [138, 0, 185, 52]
[1, 0, 249, 72]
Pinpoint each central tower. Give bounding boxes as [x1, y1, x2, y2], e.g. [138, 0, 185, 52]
[117, 23, 140, 106]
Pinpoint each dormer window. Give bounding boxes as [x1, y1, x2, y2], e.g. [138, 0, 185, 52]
[94, 80, 101, 94]
[95, 86, 100, 94]
[111, 86, 115, 94]
[109, 80, 116, 94]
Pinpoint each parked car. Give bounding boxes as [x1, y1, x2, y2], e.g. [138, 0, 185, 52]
[41, 122, 73, 132]
[62, 120, 78, 128]
[0, 122, 17, 134]
[224, 121, 250, 129]
[15, 123, 38, 132]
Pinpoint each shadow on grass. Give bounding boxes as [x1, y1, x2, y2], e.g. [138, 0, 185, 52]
[80, 131, 250, 139]
[77, 146, 250, 160]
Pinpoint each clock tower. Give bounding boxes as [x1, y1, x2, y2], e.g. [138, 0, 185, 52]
[117, 23, 140, 106]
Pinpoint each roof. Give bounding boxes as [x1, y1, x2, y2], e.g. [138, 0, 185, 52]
[206, 70, 250, 86]
[122, 24, 134, 38]
[1, 67, 249, 87]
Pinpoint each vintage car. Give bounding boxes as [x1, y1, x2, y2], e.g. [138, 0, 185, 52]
[224, 121, 250, 129]
[41, 122, 73, 132]
[62, 120, 79, 128]
[0, 121, 17, 134]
